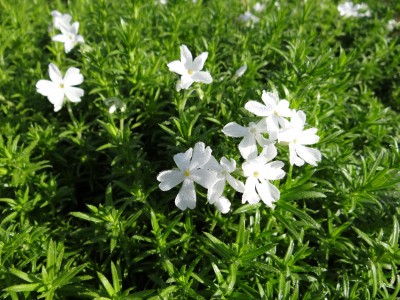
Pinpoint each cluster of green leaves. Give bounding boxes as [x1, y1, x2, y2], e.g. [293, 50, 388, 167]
[0, 0, 399, 298]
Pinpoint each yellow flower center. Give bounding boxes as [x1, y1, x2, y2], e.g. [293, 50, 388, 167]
[59, 83, 64, 88]
[253, 171, 259, 178]
[188, 69, 193, 75]
[184, 170, 190, 177]
[274, 110, 279, 116]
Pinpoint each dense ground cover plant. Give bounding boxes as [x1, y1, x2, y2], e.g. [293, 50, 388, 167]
[1, 0, 400, 299]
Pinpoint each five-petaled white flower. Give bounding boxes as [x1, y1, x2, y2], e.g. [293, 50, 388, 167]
[50, 10, 72, 30]
[242, 145, 285, 207]
[36, 63, 84, 112]
[245, 90, 292, 138]
[338, 1, 371, 18]
[167, 45, 213, 91]
[222, 120, 274, 160]
[52, 21, 84, 53]
[157, 142, 217, 211]
[205, 156, 245, 213]
[278, 110, 321, 166]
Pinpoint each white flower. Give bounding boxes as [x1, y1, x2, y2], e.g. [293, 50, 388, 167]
[52, 22, 84, 53]
[214, 197, 231, 214]
[278, 110, 321, 167]
[50, 10, 72, 30]
[233, 65, 247, 79]
[222, 120, 274, 160]
[245, 90, 292, 137]
[388, 19, 399, 31]
[238, 11, 260, 26]
[253, 2, 266, 12]
[157, 142, 217, 210]
[105, 97, 126, 114]
[205, 156, 245, 212]
[242, 145, 285, 207]
[167, 45, 213, 91]
[36, 63, 84, 112]
[338, 1, 371, 18]
[156, 0, 167, 4]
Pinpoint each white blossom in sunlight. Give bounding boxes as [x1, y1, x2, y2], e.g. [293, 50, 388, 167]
[222, 120, 274, 160]
[338, 1, 371, 18]
[205, 156, 245, 213]
[52, 22, 84, 53]
[167, 44, 213, 91]
[242, 145, 285, 207]
[157, 142, 217, 210]
[245, 90, 292, 139]
[387, 19, 399, 31]
[278, 110, 321, 167]
[50, 10, 72, 30]
[36, 63, 84, 112]
[253, 2, 266, 12]
[238, 11, 260, 26]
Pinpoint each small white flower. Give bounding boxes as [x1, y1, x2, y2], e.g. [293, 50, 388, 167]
[278, 110, 321, 167]
[167, 45, 213, 91]
[238, 11, 259, 26]
[253, 2, 266, 12]
[36, 63, 84, 112]
[388, 19, 399, 31]
[157, 142, 217, 210]
[233, 65, 247, 79]
[242, 145, 285, 207]
[338, 1, 370, 18]
[105, 97, 126, 114]
[206, 156, 245, 208]
[222, 120, 274, 160]
[245, 90, 292, 137]
[52, 22, 84, 53]
[50, 10, 72, 30]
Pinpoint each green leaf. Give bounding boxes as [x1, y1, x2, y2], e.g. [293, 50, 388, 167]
[272, 211, 303, 242]
[4, 283, 41, 292]
[70, 212, 103, 223]
[240, 244, 274, 261]
[277, 202, 320, 229]
[111, 261, 121, 294]
[97, 271, 115, 297]
[203, 232, 234, 260]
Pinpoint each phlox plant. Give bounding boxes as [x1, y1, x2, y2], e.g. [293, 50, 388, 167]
[0, 0, 400, 299]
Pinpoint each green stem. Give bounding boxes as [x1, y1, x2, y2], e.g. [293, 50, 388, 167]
[285, 164, 293, 189]
[66, 102, 78, 126]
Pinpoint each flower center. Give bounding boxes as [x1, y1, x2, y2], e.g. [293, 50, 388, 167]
[68, 34, 73, 40]
[184, 169, 190, 177]
[249, 126, 257, 134]
[59, 83, 64, 88]
[188, 69, 193, 75]
[253, 171, 259, 178]
[274, 110, 279, 116]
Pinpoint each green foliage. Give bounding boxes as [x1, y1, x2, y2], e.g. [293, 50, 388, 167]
[0, 0, 399, 298]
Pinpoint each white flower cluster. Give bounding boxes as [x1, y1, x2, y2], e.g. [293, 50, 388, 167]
[36, 11, 85, 112]
[159, 54, 322, 213]
[51, 10, 84, 53]
[337, 1, 371, 18]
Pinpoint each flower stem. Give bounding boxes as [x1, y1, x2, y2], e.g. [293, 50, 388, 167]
[66, 102, 78, 126]
[285, 164, 293, 189]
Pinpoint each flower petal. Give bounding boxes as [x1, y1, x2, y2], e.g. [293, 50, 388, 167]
[64, 67, 83, 86]
[297, 128, 320, 145]
[260, 144, 278, 162]
[289, 144, 304, 166]
[215, 196, 231, 214]
[36, 80, 58, 96]
[52, 34, 68, 43]
[191, 169, 217, 189]
[222, 122, 248, 137]
[175, 179, 196, 210]
[256, 179, 279, 208]
[261, 91, 279, 106]
[245, 100, 272, 117]
[220, 157, 236, 173]
[191, 71, 213, 84]
[157, 170, 184, 191]
[192, 52, 208, 72]
[179, 75, 194, 89]
[167, 60, 187, 76]
[239, 134, 257, 160]
[47, 89, 66, 111]
[295, 145, 321, 166]
[291, 110, 306, 130]
[226, 174, 245, 193]
[48, 63, 63, 83]
[64, 87, 84, 103]
[264, 161, 286, 180]
[180, 44, 193, 65]
[242, 177, 259, 204]
[207, 177, 226, 204]
[173, 148, 193, 171]
[277, 100, 292, 117]
[190, 142, 212, 170]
